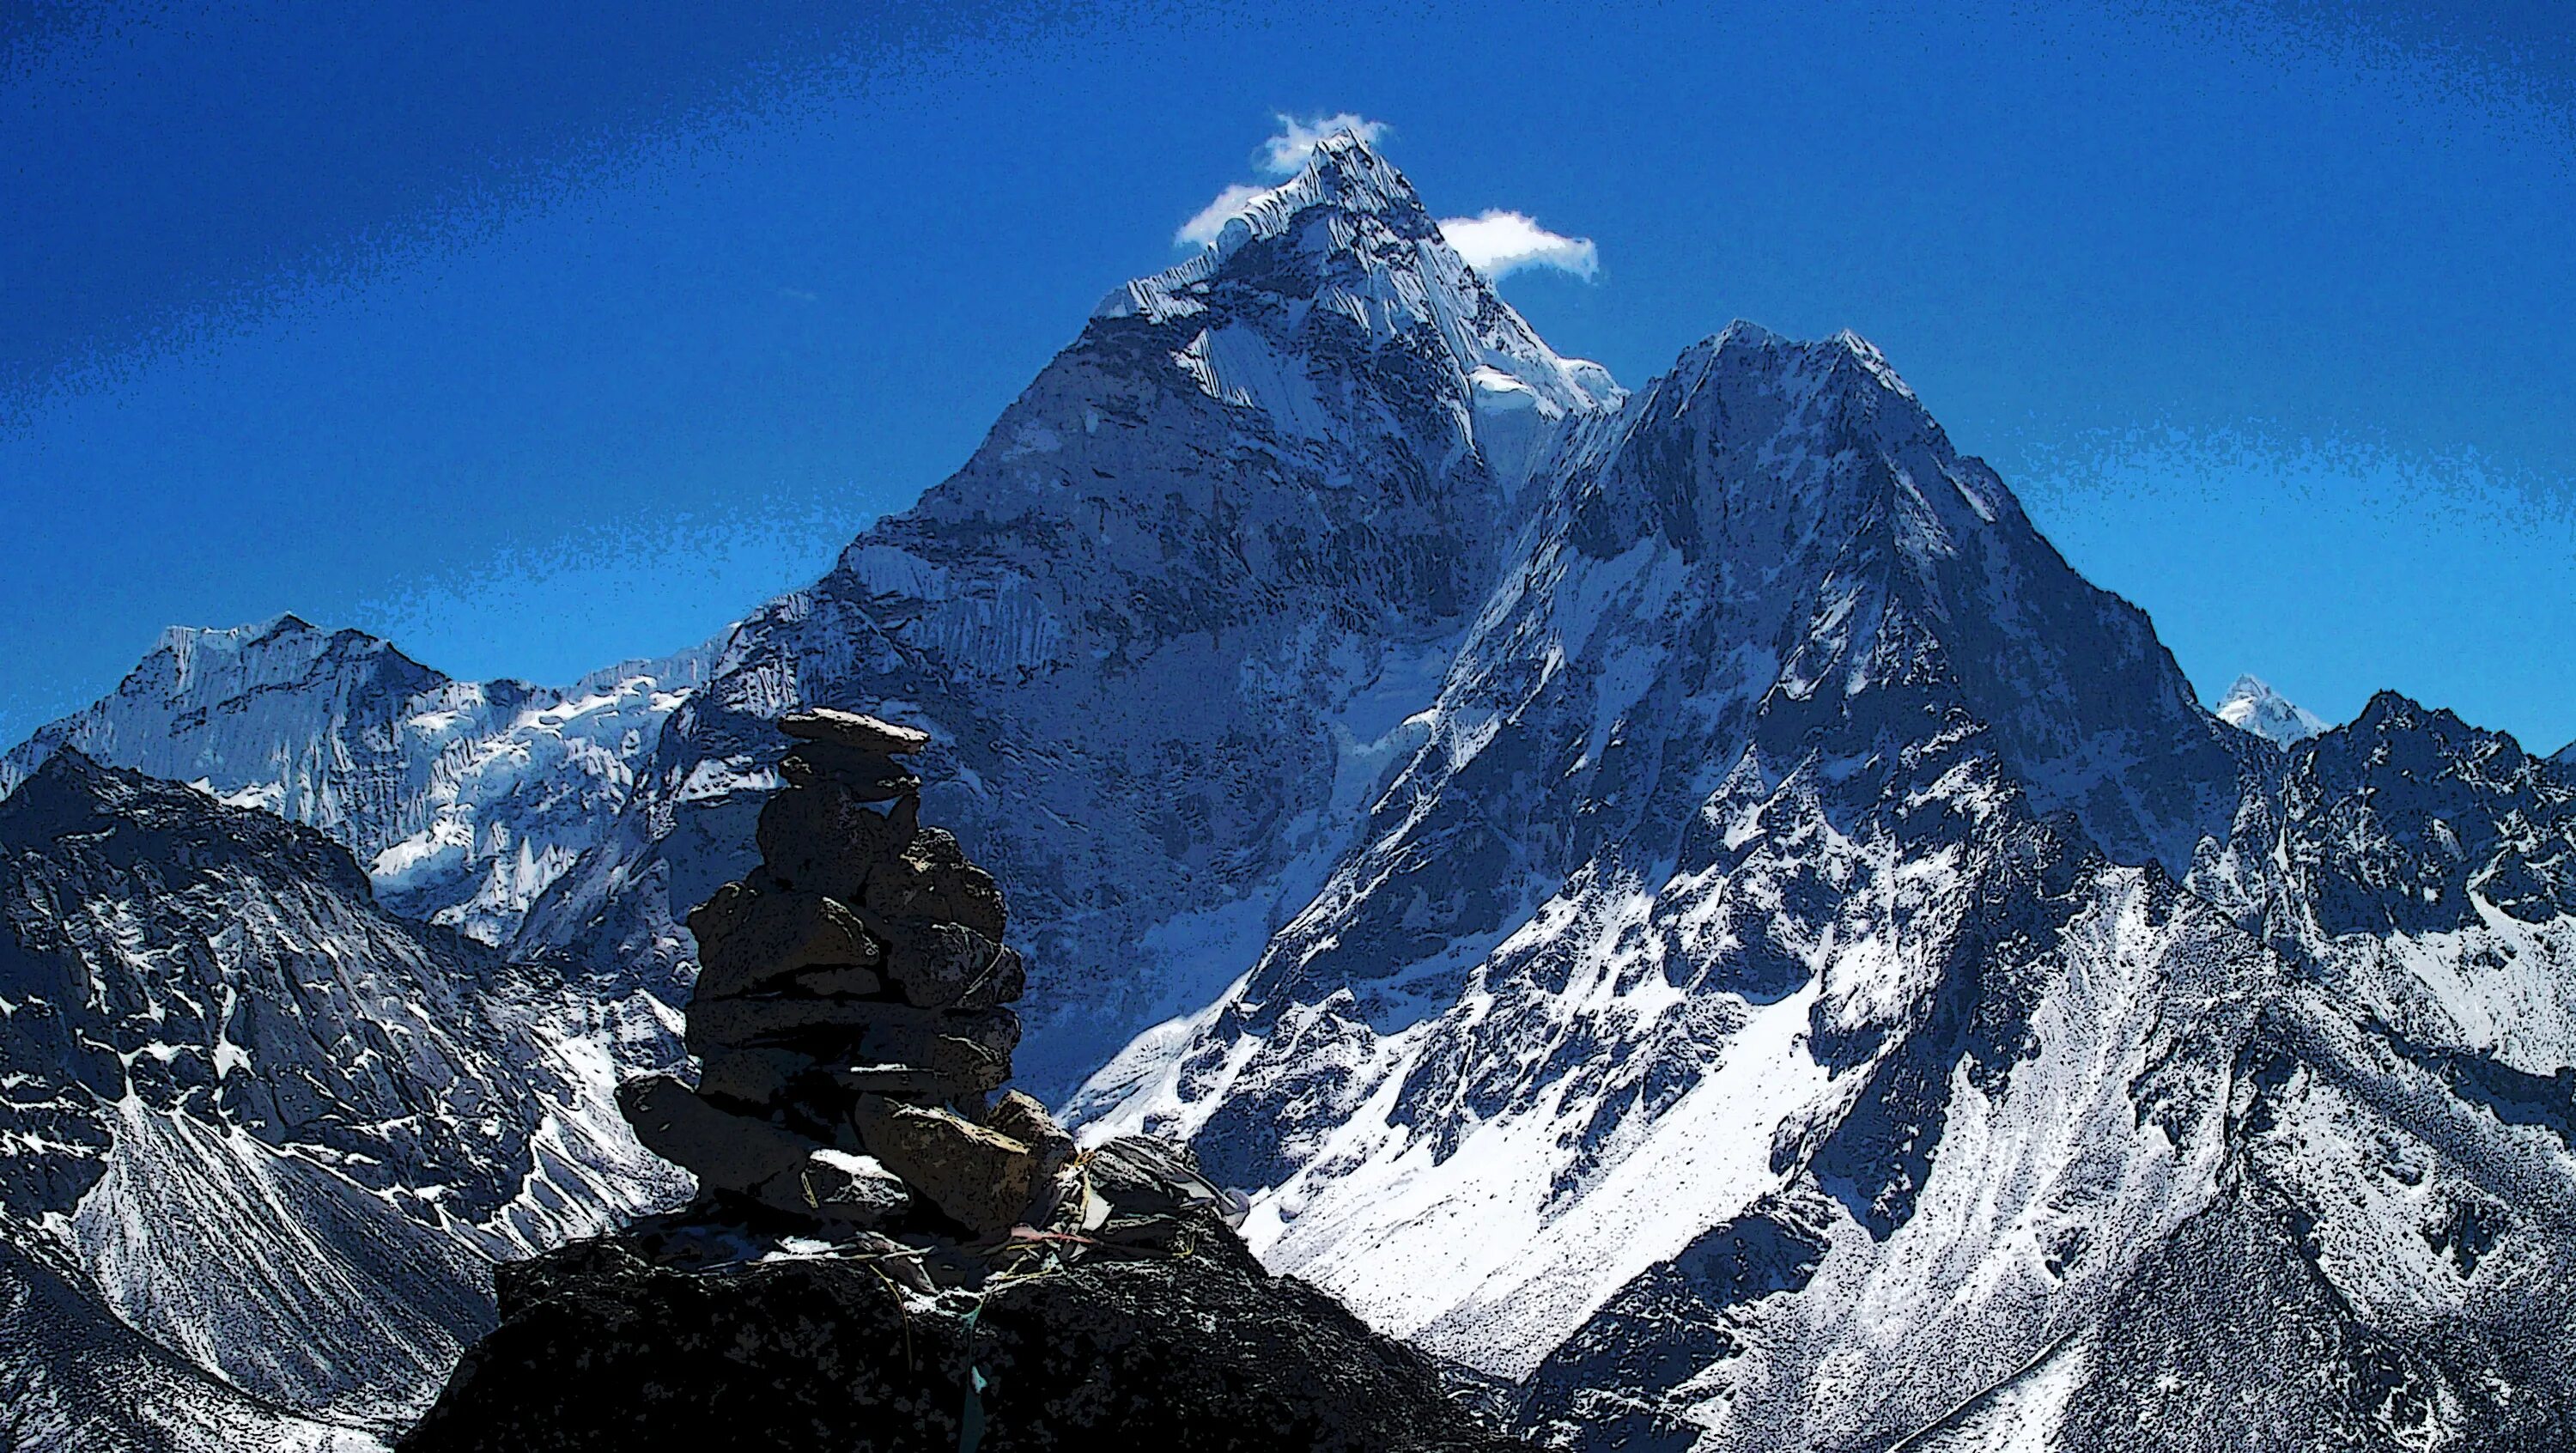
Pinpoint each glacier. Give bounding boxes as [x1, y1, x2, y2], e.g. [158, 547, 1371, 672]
[0, 614, 714, 952]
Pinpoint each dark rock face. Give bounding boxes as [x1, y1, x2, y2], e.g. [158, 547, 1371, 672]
[2279, 691, 2576, 938]
[400, 1216, 1521, 1453]
[1520, 1198, 1832, 1453]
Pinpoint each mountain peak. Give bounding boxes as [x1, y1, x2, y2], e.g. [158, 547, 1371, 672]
[4, 741, 106, 802]
[0, 745, 359, 892]
[1084, 134, 1618, 437]
[1643, 323, 1949, 473]
[6, 744, 221, 828]
[154, 612, 309, 657]
[1676, 321, 1918, 401]
[1212, 129, 1431, 254]
[1098, 131, 1434, 325]
[1828, 328, 1916, 399]
[1289, 129, 1422, 215]
[147, 613, 428, 688]
[2214, 672, 2330, 746]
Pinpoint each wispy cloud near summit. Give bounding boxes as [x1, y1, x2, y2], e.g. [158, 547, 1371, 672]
[1436, 210, 1599, 282]
[1176, 183, 1273, 247]
[1174, 115, 1600, 288]
[1175, 113, 1395, 246]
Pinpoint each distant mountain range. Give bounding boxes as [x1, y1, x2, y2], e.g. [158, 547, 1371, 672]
[6, 134, 2573, 1451]
[0, 615, 714, 949]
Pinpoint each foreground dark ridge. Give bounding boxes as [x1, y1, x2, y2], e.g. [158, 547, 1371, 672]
[400, 1223, 1521, 1453]
[0, 750, 681, 1444]
[402, 711, 1522, 1452]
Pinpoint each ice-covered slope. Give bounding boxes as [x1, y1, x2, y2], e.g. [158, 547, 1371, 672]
[0, 1237, 380, 1453]
[1072, 326, 2575, 1450]
[0, 615, 709, 950]
[517, 132, 1623, 1096]
[1072, 322, 2249, 1392]
[1519, 685, 2576, 1450]
[0, 753, 687, 1444]
[2214, 672, 2330, 747]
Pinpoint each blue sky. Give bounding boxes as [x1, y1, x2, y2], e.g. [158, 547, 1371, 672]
[4, 1, 2573, 751]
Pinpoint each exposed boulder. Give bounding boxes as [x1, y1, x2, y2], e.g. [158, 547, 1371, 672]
[695, 1045, 816, 1110]
[851, 1094, 1038, 1236]
[876, 917, 1021, 1008]
[796, 1149, 912, 1225]
[617, 1074, 817, 1217]
[986, 1091, 1075, 1172]
[779, 707, 932, 756]
[861, 829, 1007, 942]
[753, 782, 915, 900]
[689, 885, 881, 999]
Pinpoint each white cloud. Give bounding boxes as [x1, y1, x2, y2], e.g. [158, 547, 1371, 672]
[1436, 210, 1601, 282]
[1258, 112, 1391, 176]
[1175, 182, 1276, 247]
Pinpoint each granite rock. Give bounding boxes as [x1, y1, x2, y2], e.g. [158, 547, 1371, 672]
[850, 1094, 1037, 1236]
[777, 708, 931, 756]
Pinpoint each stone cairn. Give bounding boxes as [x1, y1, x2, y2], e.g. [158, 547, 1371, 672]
[616, 708, 1094, 1266]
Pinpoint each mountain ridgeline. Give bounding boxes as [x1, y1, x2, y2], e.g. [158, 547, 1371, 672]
[4, 134, 2573, 1451]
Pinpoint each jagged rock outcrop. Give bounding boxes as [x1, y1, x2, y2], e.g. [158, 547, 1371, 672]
[404, 712, 1516, 1451]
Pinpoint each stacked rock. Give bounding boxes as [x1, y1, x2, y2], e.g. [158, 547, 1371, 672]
[617, 708, 1075, 1242]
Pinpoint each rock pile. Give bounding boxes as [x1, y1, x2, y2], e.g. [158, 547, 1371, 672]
[616, 707, 1082, 1249]
[401, 709, 1528, 1450]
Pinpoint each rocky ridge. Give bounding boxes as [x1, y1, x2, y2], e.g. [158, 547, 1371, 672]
[402, 711, 1522, 1452]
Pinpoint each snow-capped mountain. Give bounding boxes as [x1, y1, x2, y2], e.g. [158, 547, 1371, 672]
[1511, 695, 2576, 1450]
[1072, 320, 2354, 1447]
[9, 134, 2575, 1451]
[516, 131, 1624, 1096]
[2214, 672, 2330, 747]
[0, 615, 711, 949]
[0, 752, 685, 1447]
